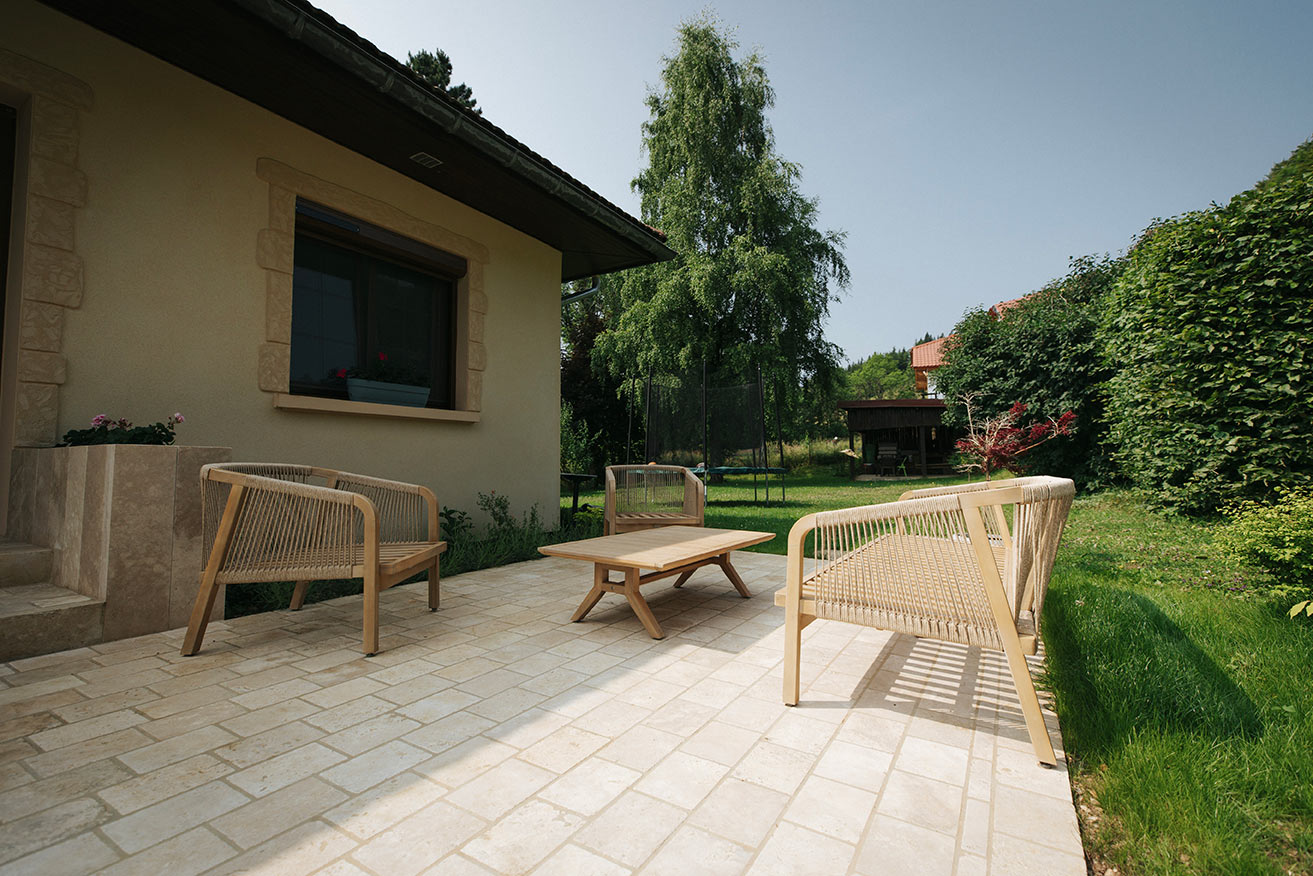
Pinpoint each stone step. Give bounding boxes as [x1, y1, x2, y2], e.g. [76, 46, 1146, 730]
[0, 583, 104, 662]
[0, 540, 54, 588]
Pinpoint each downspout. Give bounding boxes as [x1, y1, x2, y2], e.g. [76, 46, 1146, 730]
[561, 276, 600, 305]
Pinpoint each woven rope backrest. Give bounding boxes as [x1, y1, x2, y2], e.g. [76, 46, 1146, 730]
[221, 479, 361, 578]
[807, 495, 1003, 648]
[609, 466, 690, 516]
[333, 474, 428, 544]
[1009, 477, 1075, 623]
[201, 464, 317, 561]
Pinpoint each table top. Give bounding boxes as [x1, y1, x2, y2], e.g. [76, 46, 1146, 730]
[539, 526, 775, 571]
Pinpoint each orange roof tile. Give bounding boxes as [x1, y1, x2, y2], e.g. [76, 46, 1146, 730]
[911, 336, 948, 370]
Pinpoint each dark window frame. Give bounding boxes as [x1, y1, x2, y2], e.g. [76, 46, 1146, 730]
[289, 199, 466, 409]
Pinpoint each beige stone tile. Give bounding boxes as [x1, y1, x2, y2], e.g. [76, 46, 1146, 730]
[468, 686, 548, 722]
[101, 780, 247, 854]
[318, 859, 377, 876]
[25, 728, 150, 778]
[679, 720, 762, 767]
[49, 688, 159, 724]
[747, 822, 856, 876]
[229, 678, 320, 711]
[323, 772, 445, 840]
[637, 824, 751, 875]
[634, 751, 729, 810]
[418, 737, 518, 789]
[396, 688, 480, 723]
[574, 790, 687, 868]
[810, 738, 892, 792]
[993, 746, 1073, 801]
[27, 709, 145, 752]
[784, 775, 878, 844]
[717, 694, 785, 731]
[302, 676, 386, 709]
[219, 698, 316, 738]
[98, 825, 236, 876]
[208, 820, 356, 876]
[731, 739, 818, 795]
[211, 776, 347, 848]
[324, 711, 423, 756]
[960, 796, 991, 857]
[446, 756, 556, 819]
[401, 710, 492, 755]
[0, 830, 121, 876]
[539, 757, 640, 816]
[893, 734, 970, 786]
[689, 777, 789, 848]
[302, 694, 394, 734]
[419, 854, 497, 875]
[876, 770, 962, 836]
[0, 762, 33, 793]
[351, 800, 486, 876]
[0, 758, 128, 822]
[991, 783, 1082, 852]
[133, 683, 237, 721]
[461, 799, 584, 873]
[228, 742, 346, 797]
[763, 710, 838, 755]
[854, 814, 955, 876]
[529, 843, 631, 876]
[989, 831, 1087, 876]
[98, 754, 232, 815]
[117, 724, 235, 774]
[835, 710, 907, 752]
[520, 725, 610, 773]
[321, 740, 429, 794]
[136, 699, 246, 741]
[0, 797, 111, 865]
[213, 720, 323, 769]
[220, 663, 304, 694]
[641, 696, 718, 737]
[519, 667, 590, 697]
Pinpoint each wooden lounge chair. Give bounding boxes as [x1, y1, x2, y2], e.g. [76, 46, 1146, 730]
[604, 464, 705, 535]
[182, 463, 445, 657]
[776, 475, 1075, 765]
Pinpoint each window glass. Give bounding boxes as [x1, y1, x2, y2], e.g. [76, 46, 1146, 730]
[289, 209, 458, 408]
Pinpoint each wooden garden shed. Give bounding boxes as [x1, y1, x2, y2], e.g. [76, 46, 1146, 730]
[839, 399, 958, 477]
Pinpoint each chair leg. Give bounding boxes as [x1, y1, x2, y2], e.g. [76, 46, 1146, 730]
[362, 572, 380, 657]
[1001, 643, 1057, 766]
[289, 580, 311, 610]
[783, 606, 802, 706]
[181, 569, 222, 656]
[427, 559, 440, 611]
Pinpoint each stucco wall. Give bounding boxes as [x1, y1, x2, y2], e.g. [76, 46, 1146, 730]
[1, 1, 563, 526]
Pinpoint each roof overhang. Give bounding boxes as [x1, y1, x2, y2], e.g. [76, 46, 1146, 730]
[37, 0, 675, 282]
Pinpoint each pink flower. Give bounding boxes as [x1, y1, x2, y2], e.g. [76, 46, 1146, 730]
[378, 352, 387, 361]
[172, 412, 185, 424]
[91, 414, 108, 427]
[336, 368, 347, 378]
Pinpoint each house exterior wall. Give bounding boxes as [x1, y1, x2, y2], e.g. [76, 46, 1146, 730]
[1, 1, 563, 527]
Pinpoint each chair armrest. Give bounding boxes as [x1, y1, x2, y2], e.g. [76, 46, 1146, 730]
[325, 470, 439, 543]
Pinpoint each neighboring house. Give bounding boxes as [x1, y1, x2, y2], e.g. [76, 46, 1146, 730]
[0, 0, 674, 534]
[910, 335, 947, 398]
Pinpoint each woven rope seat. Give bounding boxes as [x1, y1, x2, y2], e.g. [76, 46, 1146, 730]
[777, 475, 1075, 765]
[181, 463, 445, 657]
[604, 465, 704, 535]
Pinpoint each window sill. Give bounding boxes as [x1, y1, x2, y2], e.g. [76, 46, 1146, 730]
[274, 393, 480, 423]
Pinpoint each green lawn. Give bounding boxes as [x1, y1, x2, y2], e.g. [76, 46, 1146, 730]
[563, 472, 1313, 875]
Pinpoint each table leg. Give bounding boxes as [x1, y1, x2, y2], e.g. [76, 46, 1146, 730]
[671, 570, 696, 589]
[715, 552, 752, 598]
[623, 566, 665, 639]
[571, 563, 608, 622]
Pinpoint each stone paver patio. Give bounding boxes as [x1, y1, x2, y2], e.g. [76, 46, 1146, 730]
[0, 552, 1085, 875]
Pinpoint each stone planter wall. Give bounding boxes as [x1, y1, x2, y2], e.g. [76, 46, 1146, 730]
[6, 444, 232, 641]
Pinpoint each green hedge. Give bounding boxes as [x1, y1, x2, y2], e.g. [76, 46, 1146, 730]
[1101, 168, 1313, 513]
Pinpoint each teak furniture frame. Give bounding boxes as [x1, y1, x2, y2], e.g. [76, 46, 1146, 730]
[604, 465, 704, 535]
[540, 526, 774, 639]
[182, 463, 445, 657]
[777, 476, 1075, 765]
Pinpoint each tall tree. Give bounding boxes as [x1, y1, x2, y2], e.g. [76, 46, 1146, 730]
[593, 17, 848, 438]
[406, 48, 480, 114]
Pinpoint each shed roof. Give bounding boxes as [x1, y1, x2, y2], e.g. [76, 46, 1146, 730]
[39, 0, 675, 281]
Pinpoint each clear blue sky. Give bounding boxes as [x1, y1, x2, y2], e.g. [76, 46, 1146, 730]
[314, 0, 1313, 362]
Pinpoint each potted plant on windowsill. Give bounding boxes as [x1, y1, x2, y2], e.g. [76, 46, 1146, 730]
[338, 353, 431, 407]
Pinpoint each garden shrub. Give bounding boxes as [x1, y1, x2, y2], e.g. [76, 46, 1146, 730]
[936, 255, 1121, 487]
[1101, 158, 1313, 514]
[1218, 488, 1313, 606]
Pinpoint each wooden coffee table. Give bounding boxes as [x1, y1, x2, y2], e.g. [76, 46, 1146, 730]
[539, 526, 775, 639]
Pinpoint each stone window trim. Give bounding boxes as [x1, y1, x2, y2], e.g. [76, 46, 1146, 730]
[254, 158, 489, 421]
[0, 49, 93, 453]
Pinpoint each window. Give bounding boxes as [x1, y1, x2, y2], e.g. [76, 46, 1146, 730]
[289, 200, 465, 409]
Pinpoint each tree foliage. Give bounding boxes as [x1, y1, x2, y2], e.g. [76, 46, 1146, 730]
[560, 281, 637, 472]
[593, 17, 848, 439]
[845, 348, 915, 399]
[1101, 165, 1313, 514]
[936, 255, 1122, 487]
[406, 48, 479, 113]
